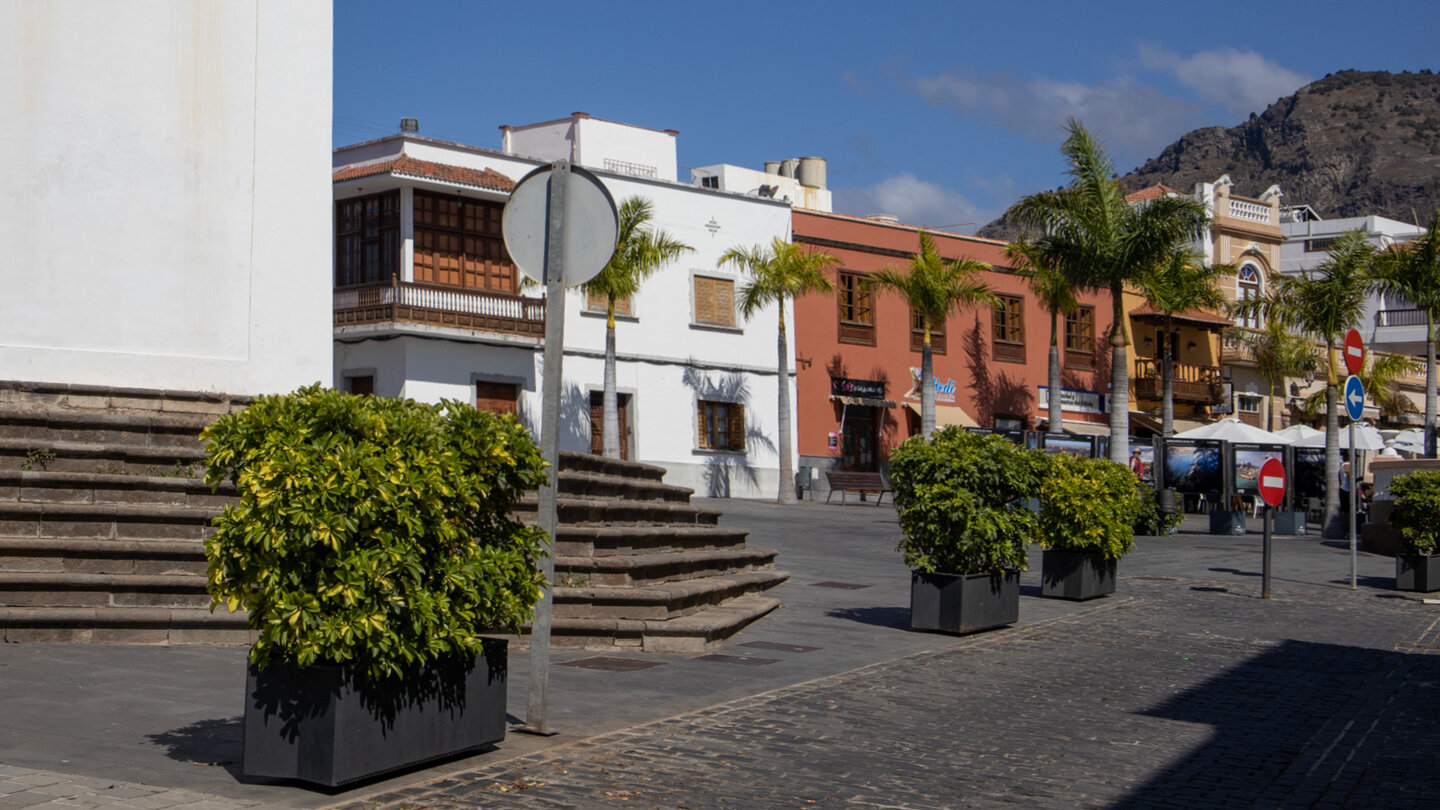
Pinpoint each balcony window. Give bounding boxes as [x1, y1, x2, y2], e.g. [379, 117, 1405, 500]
[586, 289, 632, 317]
[413, 191, 515, 293]
[838, 271, 875, 346]
[1064, 306, 1095, 370]
[336, 191, 400, 286]
[698, 400, 745, 451]
[993, 294, 1025, 363]
[693, 276, 735, 327]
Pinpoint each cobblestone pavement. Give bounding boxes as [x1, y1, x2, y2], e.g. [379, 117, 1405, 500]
[325, 577, 1440, 810]
[0, 765, 288, 810]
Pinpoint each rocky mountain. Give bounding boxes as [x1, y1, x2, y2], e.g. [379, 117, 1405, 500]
[979, 70, 1440, 240]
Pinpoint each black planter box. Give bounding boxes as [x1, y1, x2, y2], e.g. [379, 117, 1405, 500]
[1273, 511, 1307, 536]
[1209, 510, 1246, 535]
[1040, 550, 1117, 601]
[1396, 554, 1440, 593]
[909, 570, 1019, 635]
[242, 639, 507, 787]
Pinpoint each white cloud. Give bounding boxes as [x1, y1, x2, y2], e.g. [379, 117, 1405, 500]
[832, 173, 992, 231]
[907, 67, 1200, 158]
[1138, 45, 1310, 118]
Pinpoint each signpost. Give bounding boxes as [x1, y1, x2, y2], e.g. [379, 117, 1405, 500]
[1258, 458, 1286, 599]
[1344, 370, 1366, 591]
[502, 162, 617, 736]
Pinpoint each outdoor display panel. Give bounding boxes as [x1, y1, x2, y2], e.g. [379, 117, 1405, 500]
[1232, 445, 1285, 493]
[1133, 444, 1156, 485]
[1164, 440, 1223, 494]
[1294, 448, 1327, 500]
[1042, 435, 1095, 458]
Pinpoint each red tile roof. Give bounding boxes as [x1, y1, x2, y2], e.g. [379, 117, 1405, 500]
[1129, 303, 1232, 330]
[333, 155, 515, 192]
[1126, 184, 1180, 203]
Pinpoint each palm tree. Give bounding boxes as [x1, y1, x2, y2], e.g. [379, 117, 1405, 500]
[1134, 249, 1228, 436]
[1234, 229, 1374, 536]
[1237, 320, 1318, 432]
[1006, 236, 1077, 436]
[865, 230, 997, 438]
[1005, 120, 1209, 463]
[1363, 352, 1423, 422]
[581, 197, 692, 459]
[1369, 211, 1440, 457]
[719, 238, 838, 504]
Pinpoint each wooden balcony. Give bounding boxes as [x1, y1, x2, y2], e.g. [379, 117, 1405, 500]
[334, 279, 545, 338]
[1133, 358, 1224, 405]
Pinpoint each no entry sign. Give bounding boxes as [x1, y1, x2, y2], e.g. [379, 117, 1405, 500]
[1258, 458, 1287, 508]
[1344, 328, 1366, 376]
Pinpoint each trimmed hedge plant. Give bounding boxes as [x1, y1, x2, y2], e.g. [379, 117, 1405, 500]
[1039, 455, 1143, 559]
[1386, 470, 1440, 555]
[202, 385, 549, 678]
[1132, 480, 1183, 537]
[889, 428, 1049, 575]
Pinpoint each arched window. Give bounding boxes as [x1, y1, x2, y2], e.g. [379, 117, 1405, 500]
[1236, 264, 1262, 329]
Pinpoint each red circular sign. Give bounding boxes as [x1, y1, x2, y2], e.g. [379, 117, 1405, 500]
[1344, 328, 1366, 376]
[1258, 458, 1287, 508]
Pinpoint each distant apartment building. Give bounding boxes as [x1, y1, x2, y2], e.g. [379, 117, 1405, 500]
[331, 113, 798, 498]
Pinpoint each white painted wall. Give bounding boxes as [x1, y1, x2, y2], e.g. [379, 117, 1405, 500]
[0, 0, 332, 395]
[503, 114, 679, 183]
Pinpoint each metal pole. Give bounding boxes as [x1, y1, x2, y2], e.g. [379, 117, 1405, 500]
[1349, 421, 1357, 590]
[525, 161, 569, 735]
[1262, 504, 1272, 599]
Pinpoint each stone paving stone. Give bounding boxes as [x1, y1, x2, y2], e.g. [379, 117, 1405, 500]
[326, 576, 1440, 810]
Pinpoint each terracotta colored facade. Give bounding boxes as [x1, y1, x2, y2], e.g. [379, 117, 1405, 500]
[790, 210, 1113, 485]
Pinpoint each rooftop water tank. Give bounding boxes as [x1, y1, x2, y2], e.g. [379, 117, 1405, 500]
[798, 157, 827, 189]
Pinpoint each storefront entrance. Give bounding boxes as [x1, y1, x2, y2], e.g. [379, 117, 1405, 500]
[841, 407, 878, 472]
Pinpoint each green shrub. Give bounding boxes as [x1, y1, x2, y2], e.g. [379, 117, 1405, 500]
[202, 385, 549, 678]
[889, 428, 1049, 575]
[1132, 481, 1183, 537]
[1386, 470, 1440, 555]
[1039, 455, 1142, 559]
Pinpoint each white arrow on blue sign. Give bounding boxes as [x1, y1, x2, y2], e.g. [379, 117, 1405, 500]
[1344, 374, 1366, 421]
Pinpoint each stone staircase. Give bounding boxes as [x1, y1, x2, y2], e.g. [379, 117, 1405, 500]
[0, 382, 787, 651]
[0, 382, 250, 643]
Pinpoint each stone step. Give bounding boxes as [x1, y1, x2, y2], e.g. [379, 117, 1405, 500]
[551, 569, 789, 622]
[0, 501, 219, 540]
[0, 404, 214, 451]
[0, 470, 232, 508]
[0, 381, 250, 418]
[0, 606, 252, 644]
[554, 468, 694, 504]
[0, 437, 210, 475]
[557, 450, 669, 483]
[553, 524, 751, 557]
[0, 538, 206, 575]
[528, 594, 783, 652]
[0, 571, 212, 609]
[516, 496, 723, 527]
[555, 548, 780, 587]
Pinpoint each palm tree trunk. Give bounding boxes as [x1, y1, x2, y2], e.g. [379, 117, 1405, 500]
[1048, 309, 1062, 435]
[602, 306, 620, 459]
[1161, 318, 1174, 437]
[1324, 343, 1341, 537]
[1108, 282, 1129, 464]
[776, 311, 796, 505]
[921, 331, 936, 438]
[1427, 312, 1436, 458]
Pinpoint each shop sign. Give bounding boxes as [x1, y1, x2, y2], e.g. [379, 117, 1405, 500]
[905, 368, 957, 403]
[830, 376, 886, 399]
[1037, 386, 1104, 414]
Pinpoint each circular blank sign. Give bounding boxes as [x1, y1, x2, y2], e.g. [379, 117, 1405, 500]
[502, 163, 618, 287]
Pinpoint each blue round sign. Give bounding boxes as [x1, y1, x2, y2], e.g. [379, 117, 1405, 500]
[1344, 374, 1365, 421]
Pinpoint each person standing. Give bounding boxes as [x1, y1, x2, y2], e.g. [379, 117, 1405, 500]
[1130, 449, 1146, 480]
[1339, 461, 1353, 522]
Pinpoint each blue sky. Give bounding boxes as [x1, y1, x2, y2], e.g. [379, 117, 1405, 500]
[334, 0, 1438, 231]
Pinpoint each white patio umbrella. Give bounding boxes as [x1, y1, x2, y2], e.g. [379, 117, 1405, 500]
[1292, 423, 1387, 450]
[1274, 424, 1323, 443]
[1389, 428, 1426, 455]
[1171, 417, 1294, 445]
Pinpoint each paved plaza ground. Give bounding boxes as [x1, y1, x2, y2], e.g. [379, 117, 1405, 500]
[1, 498, 1436, 809]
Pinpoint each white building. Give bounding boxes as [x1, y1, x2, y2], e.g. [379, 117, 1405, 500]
[0, 1, 332, 395]
[1281, 207, 1427, 355]
[331, 113, 797, 498]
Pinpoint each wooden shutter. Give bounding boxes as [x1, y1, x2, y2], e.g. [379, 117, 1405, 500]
[590, 392, 604, 454]
[726, 403, 745, 450]
[475, 381, 517, 415]
[695, 277, 734, 327]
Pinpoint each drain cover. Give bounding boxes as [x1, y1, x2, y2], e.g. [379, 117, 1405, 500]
[693, 654, 780, 666]
[811, 581, 870, 590]
[739, 641, 821, 653]
[557, 657, 665, 672]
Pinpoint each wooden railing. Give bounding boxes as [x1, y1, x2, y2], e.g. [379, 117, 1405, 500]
[1133, 358, 1224, 405]
[334, 278, 545, 338]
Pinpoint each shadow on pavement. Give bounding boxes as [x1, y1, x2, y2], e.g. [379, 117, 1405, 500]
[145, 717, 244, 780]
[824, 606, 910, 629]
[1112, 640, 1440, 808]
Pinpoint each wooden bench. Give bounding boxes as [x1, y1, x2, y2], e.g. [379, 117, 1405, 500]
[824, 471, 892, 506]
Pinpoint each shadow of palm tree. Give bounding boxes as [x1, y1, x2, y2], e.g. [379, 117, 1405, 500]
[825, 606, 911, 629]
[683, 364, 765, 497]
[962, 318, 1037, 426]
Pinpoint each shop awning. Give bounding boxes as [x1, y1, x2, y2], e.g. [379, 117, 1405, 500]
[904, 401, 980, 428]
[830, 395, 896, 408]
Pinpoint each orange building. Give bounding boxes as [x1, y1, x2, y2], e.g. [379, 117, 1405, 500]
[791, 210, 1113, 496]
